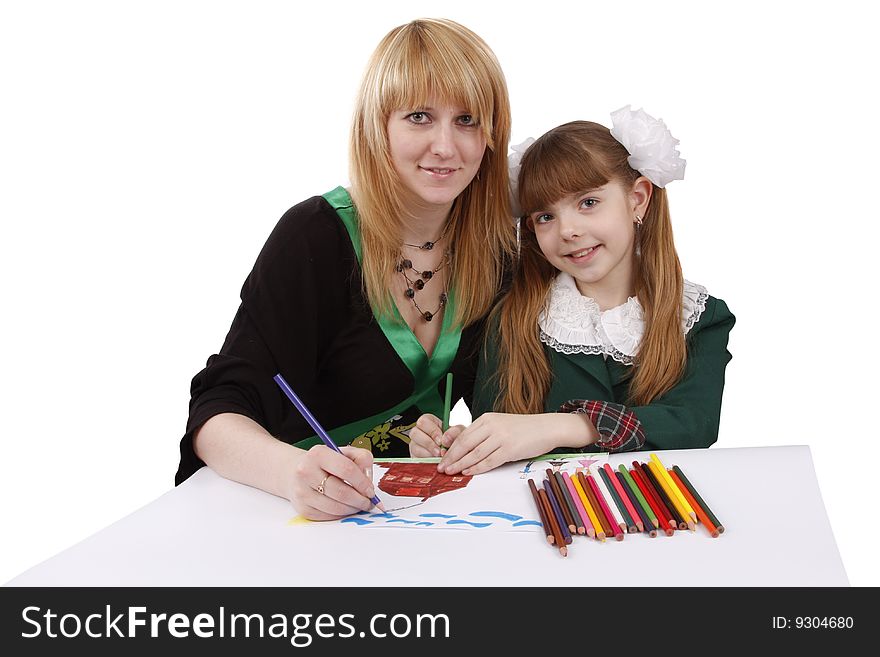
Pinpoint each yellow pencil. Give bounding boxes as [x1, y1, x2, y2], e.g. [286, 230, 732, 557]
[650, 453, 697, 524]
[647, 460, 695, 531]
[572, 471, 604, 541]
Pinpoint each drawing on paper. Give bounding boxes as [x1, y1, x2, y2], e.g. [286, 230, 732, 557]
[378, 462, 472, 501]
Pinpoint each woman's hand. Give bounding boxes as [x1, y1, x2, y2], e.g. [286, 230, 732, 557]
[409, 413, 463, 457]
[437, 412, 595, 476]
[288, 445, 378, 521]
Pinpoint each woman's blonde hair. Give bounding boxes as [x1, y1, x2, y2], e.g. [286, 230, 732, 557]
[349, 18, 515, 326]
[493, 121, 686, 412]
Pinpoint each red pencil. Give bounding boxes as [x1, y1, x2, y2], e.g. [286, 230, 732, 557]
[629, 466, 667, 535]
[632, 462, 675, 536]
[528, 479, 554, 544]
[604, 463, 643, 532]
[587, 473, 624, 541]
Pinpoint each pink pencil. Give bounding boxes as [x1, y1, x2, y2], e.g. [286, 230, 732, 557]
[562, 472, 589, 536]
[587, 473, 624, 541]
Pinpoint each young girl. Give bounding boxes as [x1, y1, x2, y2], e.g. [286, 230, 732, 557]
[410, 107, 735, 475]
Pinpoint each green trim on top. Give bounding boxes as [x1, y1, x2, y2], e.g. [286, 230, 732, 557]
[288, 188, 462, 450]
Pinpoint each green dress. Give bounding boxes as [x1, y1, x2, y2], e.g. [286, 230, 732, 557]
[472, 273, 735, 452]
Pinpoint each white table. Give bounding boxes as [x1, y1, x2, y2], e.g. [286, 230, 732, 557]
[5, 445, 848, 586]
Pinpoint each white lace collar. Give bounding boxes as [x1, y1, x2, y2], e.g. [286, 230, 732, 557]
[538, 273, 709, 365]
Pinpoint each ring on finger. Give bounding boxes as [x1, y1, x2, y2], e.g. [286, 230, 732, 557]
[314, 474, 330, 495]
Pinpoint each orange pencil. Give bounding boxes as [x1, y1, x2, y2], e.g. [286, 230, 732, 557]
[669, 469, 720, 538]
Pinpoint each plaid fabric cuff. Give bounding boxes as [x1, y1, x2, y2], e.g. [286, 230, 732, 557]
[558, 399, 646, 452]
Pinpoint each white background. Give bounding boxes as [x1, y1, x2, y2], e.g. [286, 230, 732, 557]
[1, 0, 876, 586]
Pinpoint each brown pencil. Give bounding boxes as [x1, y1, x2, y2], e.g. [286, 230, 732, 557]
[539, 487, 568, 556]
[578, 471, 614, 539]
[528, 479, 554, 544]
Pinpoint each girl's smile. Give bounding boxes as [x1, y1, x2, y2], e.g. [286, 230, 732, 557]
[563, 244, 602, 263]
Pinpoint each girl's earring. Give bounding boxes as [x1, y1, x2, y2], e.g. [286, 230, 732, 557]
[634, 215, 642, 256]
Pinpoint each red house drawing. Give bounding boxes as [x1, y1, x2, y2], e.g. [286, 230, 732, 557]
[378, 462, 472, 501]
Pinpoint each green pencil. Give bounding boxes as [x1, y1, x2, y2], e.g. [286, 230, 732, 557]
[618, 464, 658, 529]
[442, 372, 453, 432]
[673, 465, 724, 533]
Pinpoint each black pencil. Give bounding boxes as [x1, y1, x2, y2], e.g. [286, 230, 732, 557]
[641, 461, 687, 530]
[599, 467, 636, 533]
[552, 470, 584, 535]
[546, 469, 576, 534]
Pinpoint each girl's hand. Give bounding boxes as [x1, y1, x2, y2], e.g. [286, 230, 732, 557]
[437, 412, 594, 476]
[409, 414, 463, 457]
[288, 445, 377, 520]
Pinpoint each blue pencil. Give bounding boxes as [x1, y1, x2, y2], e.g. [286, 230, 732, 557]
[273, 373, 385, 511]
[543, 479, 572, 545]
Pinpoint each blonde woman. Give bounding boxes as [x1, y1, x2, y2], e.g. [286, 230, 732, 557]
[177, 19, 515, 520]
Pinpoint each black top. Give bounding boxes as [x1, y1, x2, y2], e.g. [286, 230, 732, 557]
[176, 194, 487, 485]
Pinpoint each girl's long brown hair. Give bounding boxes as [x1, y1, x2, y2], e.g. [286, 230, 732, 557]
[349, 19, 515, 326]
[493, 121, 685, 412]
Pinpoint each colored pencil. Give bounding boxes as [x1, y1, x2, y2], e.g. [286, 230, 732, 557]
[669, 468, 722, 537]
[547, 469, 576, 534]
[646, 460, 692, 531]
[618, 465, 658, 529]
[442, 372, 453, 433]
[571, 472, 601, 539]
[637, 460, 682, 530]
[551, 470, 580, 534]
[648, 459, 694, 530]
[673, 465, 725, 534]
[604, 463, 643, 532]
[544, 479, 572, 545]
[597, 466, 634, 533]
[561, 472, 588, 535]
[650, 453, 697, 524]
[587, 473, 624, 541]
[631, 464, 675, 536]
[578, 471, 611, 539]
[273, 373, 385, 511]
[538, 488, 567, 556]
[528, 479, 554, 544]
[616, 471, 655, 537]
